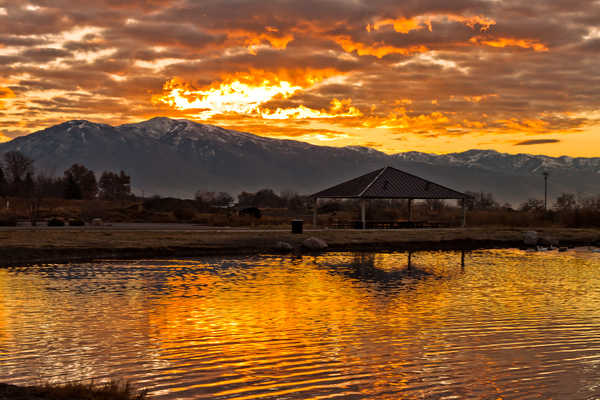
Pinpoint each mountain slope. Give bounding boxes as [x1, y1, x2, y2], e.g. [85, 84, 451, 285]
[1, 117, 598, 204]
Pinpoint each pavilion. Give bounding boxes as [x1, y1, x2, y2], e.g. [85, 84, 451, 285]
[310, 166, 469, 229]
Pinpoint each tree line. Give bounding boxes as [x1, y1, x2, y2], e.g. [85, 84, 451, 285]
[462, 190, 600, 214]
[0, 151, 131, 201]
[194, 188, 307, 210]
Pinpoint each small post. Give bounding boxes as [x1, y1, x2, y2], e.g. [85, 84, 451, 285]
[313, 197, 318, 227]
[543, 171, 549, 211]
[462, 200, 466, 227]
[361, 199, 366, 229]
[407, 199, 413, 221]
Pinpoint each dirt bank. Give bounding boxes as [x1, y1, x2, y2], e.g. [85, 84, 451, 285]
[1, 227, 599, 266]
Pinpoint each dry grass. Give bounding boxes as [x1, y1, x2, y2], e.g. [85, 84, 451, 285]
[1, 227, 599, 251]
[0, 380, 146, 400]
[1, 225, 599, 267]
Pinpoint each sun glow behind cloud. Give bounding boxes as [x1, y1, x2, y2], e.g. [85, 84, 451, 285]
[153, 70, 364, 121]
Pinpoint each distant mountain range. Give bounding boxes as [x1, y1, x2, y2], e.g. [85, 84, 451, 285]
[1, 117, 598, 204]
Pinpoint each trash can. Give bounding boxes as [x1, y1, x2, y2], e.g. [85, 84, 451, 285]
[291, 219, 304, 234]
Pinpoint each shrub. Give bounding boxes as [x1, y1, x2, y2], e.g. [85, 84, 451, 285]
[0, 215, 17, 226]
[239, 207, 261, 219]
[318, 202, 342, 213]
[47, 217, 65, 227]
[24, 380, 147, 400]
[173, 207, 196, 221]
[68, 218, 85, 226]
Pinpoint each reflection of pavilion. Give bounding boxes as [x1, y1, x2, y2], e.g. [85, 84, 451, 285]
[317, 251, 468, 285]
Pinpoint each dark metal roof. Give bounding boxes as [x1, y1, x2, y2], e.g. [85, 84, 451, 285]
[311, 166, 467, 199]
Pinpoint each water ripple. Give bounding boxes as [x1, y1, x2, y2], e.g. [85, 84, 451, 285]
[1, 249, 600, 399]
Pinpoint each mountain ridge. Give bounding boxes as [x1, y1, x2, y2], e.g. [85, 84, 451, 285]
[1, 117, 598, 204]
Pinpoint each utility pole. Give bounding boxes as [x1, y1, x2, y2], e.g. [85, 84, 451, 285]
[543, 171, 549, 211]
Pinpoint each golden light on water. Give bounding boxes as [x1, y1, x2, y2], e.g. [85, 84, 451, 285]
[2, 251, 600, 397]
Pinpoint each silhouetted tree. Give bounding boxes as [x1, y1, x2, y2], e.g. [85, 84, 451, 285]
[238, 188, 284, 208]
[36, 172, 65, 198]
[0, 166, 6, 197]
[3, 151, 33, 196]
[195, 190, 215, 203]
[256, 189, 284, 207]
[464, 191, 498, 211]
[425, 198, 445, 212]
[214, 192, 233, 207]
[64, 173, 82, 199]
[63, 164, 97, 199]
[554, 193, 577, 212]
[237, 191, 254, 206]
[520, 198, 544, 212]
[579, 195, 600, 211]
[239, 207, 261, 219]
[22, 172, 35, 198]
[196, 191, 233, 207]
[281, 190, 305, 211]
[23, 172, 43, 225]
[99, 170, 131, 200]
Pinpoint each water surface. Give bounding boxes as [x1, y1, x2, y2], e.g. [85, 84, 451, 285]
[1, 249, 600, 399]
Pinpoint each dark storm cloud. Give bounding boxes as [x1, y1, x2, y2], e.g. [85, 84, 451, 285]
[515, 139, 561, 146]
[21, 47, 72, 62]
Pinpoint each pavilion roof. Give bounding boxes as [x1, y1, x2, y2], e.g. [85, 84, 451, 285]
[311, 166, 467, 199]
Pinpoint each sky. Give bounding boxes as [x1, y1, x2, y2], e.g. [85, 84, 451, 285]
[0, 0, 599, 157]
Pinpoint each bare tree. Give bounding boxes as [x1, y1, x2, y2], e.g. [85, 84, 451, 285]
[99, 170, 131, 201]
[554, 193, 577, 212]
[4, 151, 33, 183]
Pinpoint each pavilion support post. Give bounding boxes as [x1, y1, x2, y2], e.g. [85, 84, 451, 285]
[462, 200, 467, 227]
[313, 197, 319, 227]
[407, 199, 413, 222]
[361, 199, 367, 230]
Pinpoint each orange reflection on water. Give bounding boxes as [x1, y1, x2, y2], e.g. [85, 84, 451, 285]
[1, 250, 600, 399]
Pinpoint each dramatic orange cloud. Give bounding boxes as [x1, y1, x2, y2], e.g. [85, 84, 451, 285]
[371, 14, 496, 33]
[228, 29, 295, 52]
[0, 87, 15, 109]
[371, 17, 424, 34]
[261, 98, 362, 120]
[0, 0, 599, 156]
[469, 36, 549, 51]
[496, 118, 550, 133]
[334, 36, 428, 58]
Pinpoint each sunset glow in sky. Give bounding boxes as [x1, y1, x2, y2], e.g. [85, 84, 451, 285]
[0, 0, 599, 156]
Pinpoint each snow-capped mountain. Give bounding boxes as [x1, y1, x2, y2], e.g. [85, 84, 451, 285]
[1, 117, 598, 204]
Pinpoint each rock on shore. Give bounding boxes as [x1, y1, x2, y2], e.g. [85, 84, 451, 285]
[302, 237, 328, 251]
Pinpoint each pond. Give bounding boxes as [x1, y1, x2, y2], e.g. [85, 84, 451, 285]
[1, 249, 600, 399]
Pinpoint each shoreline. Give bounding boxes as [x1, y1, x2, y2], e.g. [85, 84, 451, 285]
[2, 227, 599, 266]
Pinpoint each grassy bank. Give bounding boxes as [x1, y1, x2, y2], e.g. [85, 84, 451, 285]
[0, 381, 145, 400]
[1, 227, 600, 266]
